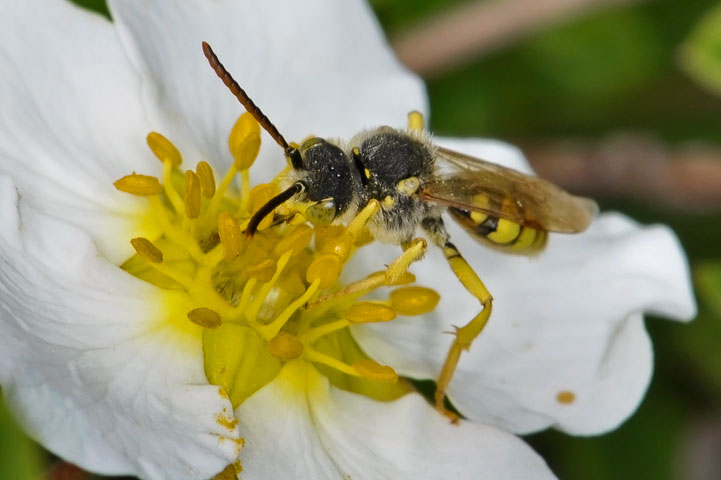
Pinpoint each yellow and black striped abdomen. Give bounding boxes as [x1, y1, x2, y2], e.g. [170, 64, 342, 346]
[448, 207, 547, 254]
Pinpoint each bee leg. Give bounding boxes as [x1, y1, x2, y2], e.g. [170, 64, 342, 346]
[437, 242, 493, 423]
[422, 216, 493, 423]
[385, 237, 427, 284]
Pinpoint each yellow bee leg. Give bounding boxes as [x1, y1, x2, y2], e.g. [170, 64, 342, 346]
[346, 199, 381, 239]
[385, 237, 427, 284]
[436, 241, 493, 423]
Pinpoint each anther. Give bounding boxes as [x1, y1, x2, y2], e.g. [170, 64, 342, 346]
[389, 286, 440, 316]
[218, 212, 243, 260]
[353, 359, 398, 383]
[187, 307, 222, 329]
[268, 333, 304, 361]
[306, 253, 342, 289]
[114, 174, 163, 196]
[316, 229, 354, 263]
[345, 302, 396, 324]
[147, 132, 182, 166]
[196, 161, 216, 198]
[185, 170, 201, 219]
[229, 113, 261, 170]
[130, 237, 163, 263]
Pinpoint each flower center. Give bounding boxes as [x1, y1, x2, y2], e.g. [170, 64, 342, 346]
[114, 114, 440, 407]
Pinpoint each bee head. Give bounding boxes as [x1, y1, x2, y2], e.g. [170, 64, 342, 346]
[283, 137, 355, 225]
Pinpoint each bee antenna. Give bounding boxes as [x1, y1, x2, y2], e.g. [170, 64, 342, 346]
[202, 41, 290, 151]
[245, 181, 306, 237]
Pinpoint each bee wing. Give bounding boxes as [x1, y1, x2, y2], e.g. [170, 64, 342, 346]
[419, 146, 599, 233]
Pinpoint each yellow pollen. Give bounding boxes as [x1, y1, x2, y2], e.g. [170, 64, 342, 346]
[188, 307, 222, 329]
[213, 464, 238, 480]
[229, 113, 261, 170]
[390, 286, 440, 316]
[268, 333, 305, 361]
[345, 302, 396, 324]
[196, 161, 216, 198]
[306, 253, 342, 289]
[130, 237, 164, 263]
[218, 212, 243, 261]
[556, 390, 576, 405]
[147, 131, 182, 166]
[114, 174, 163, 196]
[215, 413, 239, 430]
[353, 359, 398, 383]
[185, 170, 201, 219]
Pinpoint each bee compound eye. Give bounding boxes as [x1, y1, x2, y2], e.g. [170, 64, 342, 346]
[305, 199, 337, 226]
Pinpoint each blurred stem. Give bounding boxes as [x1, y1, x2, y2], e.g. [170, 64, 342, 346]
[523, 134, 721, 212]
[393, 0, 648, 76]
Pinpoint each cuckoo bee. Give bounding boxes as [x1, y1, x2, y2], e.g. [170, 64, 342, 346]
[203, 42, 597, 421]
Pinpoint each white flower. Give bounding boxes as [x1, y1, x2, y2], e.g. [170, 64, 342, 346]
[0, 1, 695, 480]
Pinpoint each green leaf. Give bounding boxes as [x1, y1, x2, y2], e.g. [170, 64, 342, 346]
[680, 3, 721, 96]
[695, 261, 721, 316]
[0, 396, 44, 480]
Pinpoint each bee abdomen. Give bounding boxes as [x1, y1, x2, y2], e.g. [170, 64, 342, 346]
[449, 207, 547, 254]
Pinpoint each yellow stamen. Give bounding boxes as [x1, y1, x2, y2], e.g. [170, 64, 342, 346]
[306, 253, 341, 289]
[114, 174, 163, 196]
[345, 302, 396, 324]
[130, 237, 163, 263]
[188, 307, 222, 329]
[315, 226, 355, 263]
[353, 359, 398, 383]
[229, 113, 261, 170]
[346, 199, 380, 238]
[304, 348, 360, 377]
[258, 279, 321, 339]
[236, 277, 257, 313]
[185, 170, 201, 219]
[245, 251, 292, 324]
[245, 258, 277, 282]
[196, 161, 216, 198]
[390, 286, 440, 316]
[147, 132, 182, 166]
[268, 333, 305, 361]
[301, 319, 350, 344]
[218, 213, 243, 261]
[273, 224, 313, 257]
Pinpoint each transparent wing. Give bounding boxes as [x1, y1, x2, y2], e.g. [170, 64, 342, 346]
[419, 146, 598, 233]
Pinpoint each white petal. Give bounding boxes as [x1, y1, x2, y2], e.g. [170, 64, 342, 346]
[109, 0, 427, 182]
[237, 361, 556, 480]
[0, 1, 159, 263]
[0, 176, 240, 479]
[350, 139, 695, 435]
